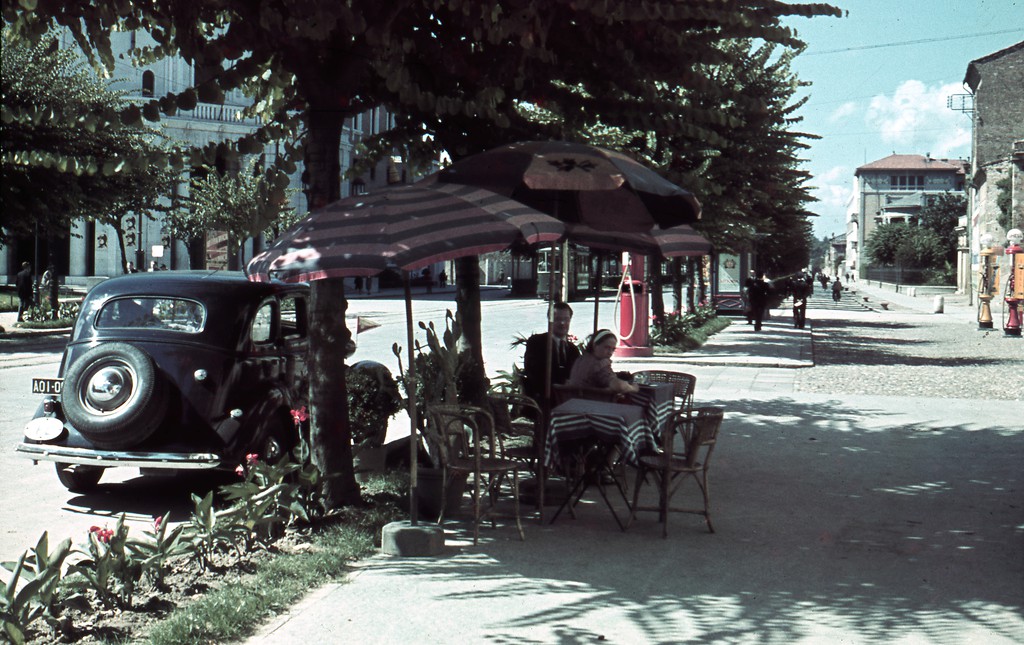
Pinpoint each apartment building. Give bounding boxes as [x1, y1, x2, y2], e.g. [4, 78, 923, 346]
[849, 153, 968, 280]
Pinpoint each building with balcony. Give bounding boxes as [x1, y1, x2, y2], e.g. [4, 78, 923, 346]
[851, 153, 969, 280]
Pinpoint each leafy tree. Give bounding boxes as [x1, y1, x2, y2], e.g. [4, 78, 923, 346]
[167, 158, 298, 266]
[1, 28, 177, 254]
[865, 223, 910, 266]
[4, 0, 842, 508]
[917, 192, 964, 265]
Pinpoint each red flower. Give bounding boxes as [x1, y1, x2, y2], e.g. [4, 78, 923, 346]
[291, 406, 309, 424]
[245, 453, 260, 466]
[89, 526, 113, 543]
[235, 464, 245, 477]
[154, 516, 163, 530]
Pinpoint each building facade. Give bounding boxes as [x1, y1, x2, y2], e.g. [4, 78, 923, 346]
[851, 153, 968, 281]
[963, 41, 1024, 297]
[2, 30, 403, 288]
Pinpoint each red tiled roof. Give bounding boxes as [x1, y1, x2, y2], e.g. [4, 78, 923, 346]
[855, 154, 968, 174]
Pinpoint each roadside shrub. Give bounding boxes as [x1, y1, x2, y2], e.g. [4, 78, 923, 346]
[651, 304, 718, 347]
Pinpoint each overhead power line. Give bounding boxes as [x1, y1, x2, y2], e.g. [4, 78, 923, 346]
[804, 29, 1023, 56]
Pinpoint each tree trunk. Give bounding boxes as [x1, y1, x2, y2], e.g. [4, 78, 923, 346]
[670, 257, 683, 313]
[309, 278, 360, 507]
[303, 99, 360, 507]
[455, 256, 489, 404]
[686, 257, 697, 312]
[649, 254, 664, 329]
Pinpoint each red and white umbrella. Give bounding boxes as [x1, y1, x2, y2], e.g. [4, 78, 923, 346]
[247, 181, 563, 283]
[247, 181, 563, 526]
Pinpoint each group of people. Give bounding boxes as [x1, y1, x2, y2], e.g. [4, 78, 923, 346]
[742, 268, 849, 331]
[521, 302, 638, 409]
[15, 261, 59, 322]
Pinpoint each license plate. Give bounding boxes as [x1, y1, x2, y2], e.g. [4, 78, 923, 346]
[31, 378, 63, 395]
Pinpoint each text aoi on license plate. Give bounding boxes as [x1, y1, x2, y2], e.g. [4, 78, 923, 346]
[32, 378, 63, 395]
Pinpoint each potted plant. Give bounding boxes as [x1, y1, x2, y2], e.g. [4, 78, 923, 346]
[393, 311, 483, 517]
[347, 361, 403, 482]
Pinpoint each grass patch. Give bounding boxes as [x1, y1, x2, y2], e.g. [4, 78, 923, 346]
[654, 316, 731, 353]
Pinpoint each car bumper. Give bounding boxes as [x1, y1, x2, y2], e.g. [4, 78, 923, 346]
[15, 442, 223, 469]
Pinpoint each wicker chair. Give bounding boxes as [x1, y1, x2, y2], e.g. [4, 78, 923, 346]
[425, 404, 525, 544]
[627, 406, 724, 537]
[632, 370, 696, 416]
[486, 392, 543, 476]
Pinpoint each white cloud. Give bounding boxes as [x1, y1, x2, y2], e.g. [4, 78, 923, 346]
[828, 101, 856, 123]
[810, 165, 854, 238]
[864, 80, 972, 158]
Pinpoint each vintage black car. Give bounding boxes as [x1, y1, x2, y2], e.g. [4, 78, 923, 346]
[18, 271, 310, 491]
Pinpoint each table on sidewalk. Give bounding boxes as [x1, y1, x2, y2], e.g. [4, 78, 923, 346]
[543, 383, 674, 528]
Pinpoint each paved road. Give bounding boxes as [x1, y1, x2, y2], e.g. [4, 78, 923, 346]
[245, 284, 1022, 645]
[3, 287, 1022, 645]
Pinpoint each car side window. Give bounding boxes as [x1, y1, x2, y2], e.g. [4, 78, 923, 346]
[280, 295, 308, 341]
[251, 302, 276, 344]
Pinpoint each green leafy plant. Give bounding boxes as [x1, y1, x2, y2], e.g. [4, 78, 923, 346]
[219, 452, 329, 550]
[347, 365, 403, 451]
[19, 300, 79, 326]
[184, 491, 241, 571]
[651, 304, 718, 347]
[125, 514, 189, 589]
[69, 516, 143, 609]
[1, 532, 72, 644]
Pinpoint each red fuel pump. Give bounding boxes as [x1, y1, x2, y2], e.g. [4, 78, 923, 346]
[1003, 228, 1023, 337]
[616, 253, 653, 357]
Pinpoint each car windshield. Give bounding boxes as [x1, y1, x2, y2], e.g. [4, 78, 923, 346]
[96, 297, 206, 333]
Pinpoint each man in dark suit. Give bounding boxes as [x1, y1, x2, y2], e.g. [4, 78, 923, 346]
[747, 273, 770, 331]
[522, 301, 580, 408]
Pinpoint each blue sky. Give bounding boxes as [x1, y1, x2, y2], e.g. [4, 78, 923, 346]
[782, 0, 1023, 239]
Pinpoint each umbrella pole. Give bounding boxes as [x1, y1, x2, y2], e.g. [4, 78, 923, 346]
[404, 271, 419, 525]
[593, 252, 604, 334]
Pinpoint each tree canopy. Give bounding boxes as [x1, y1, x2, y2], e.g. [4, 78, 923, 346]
[3, 0, 843, 507]
[1, 27, 176, 246]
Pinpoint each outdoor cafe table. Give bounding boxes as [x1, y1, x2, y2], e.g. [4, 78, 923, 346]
[543, 382, 674, 528]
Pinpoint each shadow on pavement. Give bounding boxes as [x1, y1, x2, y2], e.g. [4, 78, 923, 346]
[325, 394, 1023, 643]
[63, 470, 236, 521]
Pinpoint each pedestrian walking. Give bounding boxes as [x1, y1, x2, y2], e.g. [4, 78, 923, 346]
[747, 272, 770, 331]
[831, 278, 843, 302]
[438, 270, 447, 288]
[789, 274, 809, 329]
[15, 261, 33, 322]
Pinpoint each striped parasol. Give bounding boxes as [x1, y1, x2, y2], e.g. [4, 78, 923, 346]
[567, 222, 712, 257]
[247, 181, 564, 283]
[436, 140, 702, 230]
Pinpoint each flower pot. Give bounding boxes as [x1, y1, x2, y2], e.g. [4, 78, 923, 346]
[353, 445, 387, 483]
[415, 467, 469, 519]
